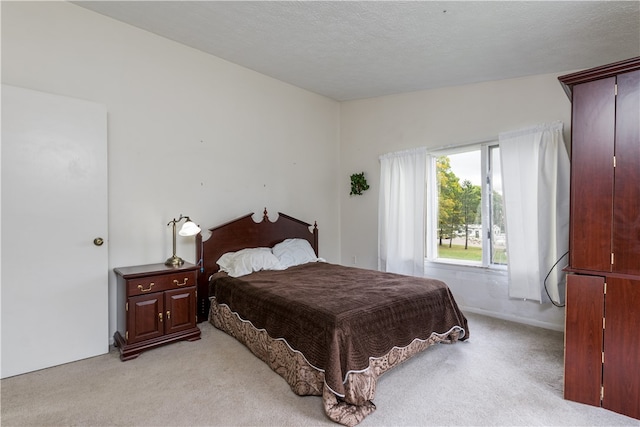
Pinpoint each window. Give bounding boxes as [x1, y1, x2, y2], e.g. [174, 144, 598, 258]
[428, 144, 507, 267]
[488, 145, 506, 265]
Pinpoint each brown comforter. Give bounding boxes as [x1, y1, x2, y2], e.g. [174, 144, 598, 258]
[210, 262, 468, 400]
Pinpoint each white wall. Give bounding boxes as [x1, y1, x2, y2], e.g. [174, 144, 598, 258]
[1, 2, 341, 342]
[3, 1, 574, 337]
[339, 74, 572, 330]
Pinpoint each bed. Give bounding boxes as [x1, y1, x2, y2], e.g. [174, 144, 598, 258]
[196, 210, 469, 426]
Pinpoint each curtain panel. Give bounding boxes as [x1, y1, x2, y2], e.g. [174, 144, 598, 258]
[499, 122, 570, 304]
[378, 147, 427, 276]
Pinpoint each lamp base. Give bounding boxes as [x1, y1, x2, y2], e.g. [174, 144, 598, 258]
[165, 255, 185, 267]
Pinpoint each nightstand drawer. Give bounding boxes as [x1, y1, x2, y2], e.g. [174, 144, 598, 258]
[126, 270, 197, 297]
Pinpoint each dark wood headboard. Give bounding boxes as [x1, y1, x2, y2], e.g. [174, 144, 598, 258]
[195, 209, 318, 322]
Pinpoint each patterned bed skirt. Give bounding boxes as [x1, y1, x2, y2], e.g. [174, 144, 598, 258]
[209, 297, 463, 426]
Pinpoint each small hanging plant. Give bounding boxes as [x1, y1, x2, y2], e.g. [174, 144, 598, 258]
[350, 172, 370, 196]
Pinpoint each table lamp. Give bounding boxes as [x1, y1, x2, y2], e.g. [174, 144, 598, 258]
[165, 214, 201, 266]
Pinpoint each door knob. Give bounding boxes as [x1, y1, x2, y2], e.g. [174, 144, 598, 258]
[93, 237, 104, 246]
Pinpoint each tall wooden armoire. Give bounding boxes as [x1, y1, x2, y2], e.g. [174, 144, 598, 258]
[558, 57, 640, 420]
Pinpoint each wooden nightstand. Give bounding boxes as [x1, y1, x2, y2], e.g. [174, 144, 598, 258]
[113, 262, 201, 361]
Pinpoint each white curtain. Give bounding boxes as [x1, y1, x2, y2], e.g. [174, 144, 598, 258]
[378, 147, 427, 276]
[499, 122, 570, 304]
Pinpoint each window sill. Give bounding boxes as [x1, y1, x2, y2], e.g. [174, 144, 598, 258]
[425, 258, 508, 274]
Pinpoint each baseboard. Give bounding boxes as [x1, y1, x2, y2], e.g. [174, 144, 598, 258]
[460, 305, 565, 332]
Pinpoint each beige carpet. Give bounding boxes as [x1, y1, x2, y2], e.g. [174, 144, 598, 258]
[1, 312, 638, 426]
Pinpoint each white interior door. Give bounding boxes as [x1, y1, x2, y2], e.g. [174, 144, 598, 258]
[1, 84, 109, 378]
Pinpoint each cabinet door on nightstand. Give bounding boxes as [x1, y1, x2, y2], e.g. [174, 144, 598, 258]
[164, 288, 196, 335]
[127, 293, 164, 344]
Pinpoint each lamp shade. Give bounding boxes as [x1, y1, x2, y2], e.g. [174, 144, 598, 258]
[178, 220, 201, 237]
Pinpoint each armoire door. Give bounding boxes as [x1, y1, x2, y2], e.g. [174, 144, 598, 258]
[602, 277, 640, 419]
[1, 84, 109, 378]
[564, 274, 605, 406]
[569, 77, 615, 272]
[612, 69, 640, 275]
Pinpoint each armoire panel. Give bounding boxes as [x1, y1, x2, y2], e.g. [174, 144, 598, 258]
[603, 278, 640, 419]
[564, 274, 605, 406]
[569, 77, 615, 272]
[612, 69, 640, 275]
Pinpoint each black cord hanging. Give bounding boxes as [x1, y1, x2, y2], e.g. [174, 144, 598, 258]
[544, 251, 569, 307]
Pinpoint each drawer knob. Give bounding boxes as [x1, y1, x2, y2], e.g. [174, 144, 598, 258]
[173, 278, 189, 286]
[137, 283, 155, 292]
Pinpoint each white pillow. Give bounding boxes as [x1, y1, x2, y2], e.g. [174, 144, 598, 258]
[216, 247, 284, 277]
[272, 238, 319, 268]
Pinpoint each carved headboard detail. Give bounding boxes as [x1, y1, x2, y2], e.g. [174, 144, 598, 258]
[195, 209, 318, 321]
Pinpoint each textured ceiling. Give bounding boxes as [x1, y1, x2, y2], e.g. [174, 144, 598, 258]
[75, 1, 640, 101]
